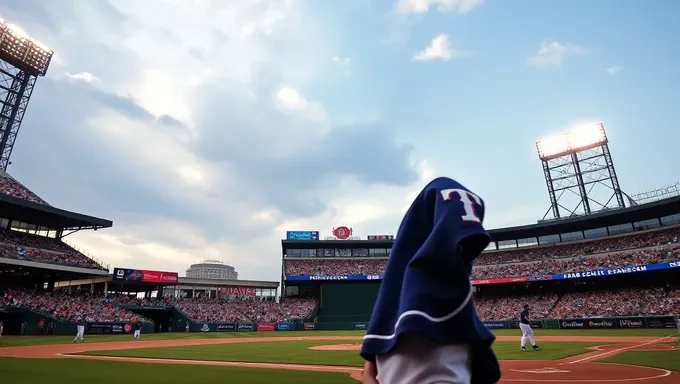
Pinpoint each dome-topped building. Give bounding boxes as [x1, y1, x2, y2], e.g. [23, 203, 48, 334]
[186, 260, 238, 280]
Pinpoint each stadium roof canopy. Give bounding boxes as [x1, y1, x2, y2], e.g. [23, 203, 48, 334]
[0, 258, 109, 280]
[0, 194, 112, 231]
[487, 195, 680, 242]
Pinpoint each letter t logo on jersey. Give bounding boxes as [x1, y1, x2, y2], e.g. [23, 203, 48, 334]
[440, 188, 483, 223]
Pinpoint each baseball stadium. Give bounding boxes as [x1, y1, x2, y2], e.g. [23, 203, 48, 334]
[1, 19, 680, 384]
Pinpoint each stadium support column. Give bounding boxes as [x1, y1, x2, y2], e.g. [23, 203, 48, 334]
[571, 152, 592, 215]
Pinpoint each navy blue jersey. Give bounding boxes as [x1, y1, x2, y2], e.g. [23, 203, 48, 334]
[520, 310, 529, 324]
[77, 318, 86, 326]
[361, 177, 499, 383]
[134, 323, 142, 331]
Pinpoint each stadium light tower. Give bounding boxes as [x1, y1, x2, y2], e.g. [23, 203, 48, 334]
[536, 123, 629, 220]
[0, 19, 54, 171]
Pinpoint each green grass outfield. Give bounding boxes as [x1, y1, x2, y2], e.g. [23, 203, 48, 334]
[0, 357, 359, 384]
[80, 341, 601, 366]
[1, 328, 676, 348]
[1, 329, 678, 384]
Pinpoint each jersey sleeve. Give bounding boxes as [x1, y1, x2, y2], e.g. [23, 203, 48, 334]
[428, 177, 490, 258]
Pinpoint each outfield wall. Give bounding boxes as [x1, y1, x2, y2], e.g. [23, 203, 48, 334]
[316, 282, 379, 322]
[186, 315, 679, 333]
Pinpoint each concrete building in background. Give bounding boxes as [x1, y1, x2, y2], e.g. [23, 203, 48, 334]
[186, 260, 238, 280]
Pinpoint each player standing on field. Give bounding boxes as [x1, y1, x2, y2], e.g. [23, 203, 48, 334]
[520, 304, 539, 351]
[360, 177, 501, 384]
[74, 316, 86, 343]
[133, 322, 142, 339]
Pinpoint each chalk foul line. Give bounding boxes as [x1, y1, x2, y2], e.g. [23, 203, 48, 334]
[568, 336, 674, 364]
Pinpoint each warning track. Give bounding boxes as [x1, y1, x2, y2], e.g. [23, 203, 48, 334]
[0, 335, 678, 383]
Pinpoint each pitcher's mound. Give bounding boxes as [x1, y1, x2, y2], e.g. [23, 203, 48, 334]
[309, 344, 362, 351]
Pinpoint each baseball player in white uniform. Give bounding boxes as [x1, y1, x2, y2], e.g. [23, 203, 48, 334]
[0, 320, 4, 337]
[520, 304, 539, 351]
[133, 323, 142, 339]
[74, 317, 86, 343]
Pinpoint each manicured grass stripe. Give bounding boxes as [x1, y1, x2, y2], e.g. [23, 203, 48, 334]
[80, 341, 602, 366]
[0, 357, 356, 384]
[0, 331, 359, 347]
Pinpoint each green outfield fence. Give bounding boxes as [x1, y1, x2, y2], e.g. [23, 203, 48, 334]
[484, 316, 678, 330]
[317, 283, 379, 323]
[2, 307, 676, 335]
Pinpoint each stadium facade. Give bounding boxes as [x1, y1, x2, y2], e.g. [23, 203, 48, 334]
[281, 196, 680, 330]
[186, 260, 238, 280]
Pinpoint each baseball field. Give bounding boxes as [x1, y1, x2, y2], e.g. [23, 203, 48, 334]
[1, 329, 679, 383]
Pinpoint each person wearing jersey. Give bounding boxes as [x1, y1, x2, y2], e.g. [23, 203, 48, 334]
[74, 317, 86, 343]
[520, 305, 539, 351]
[134, 322, 142, 339]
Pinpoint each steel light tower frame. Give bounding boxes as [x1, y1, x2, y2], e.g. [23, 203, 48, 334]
[536, 123, 628, 220]
[0, 20, 53, 172]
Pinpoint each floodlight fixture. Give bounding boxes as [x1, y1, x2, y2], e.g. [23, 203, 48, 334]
[0, 19, 54, 77]
[536, 123, 608, 161]
[0, 20, 53, 171]
[535, 123, 628, 220]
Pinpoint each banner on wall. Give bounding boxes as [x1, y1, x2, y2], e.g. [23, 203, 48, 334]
[216, 323, 236, 332]
[257, 323, 275, 332]
[237, 323, 255, 332]
[275, 322, 293, 331]
[617, 318, 645, 329]
[482, 321, 506, 330]
[87, 322, 134, 334]
[303, 323, 315, 330]
[646, 316, 677, 329]
[285, 260, 680, 284]
[113, 268, 178, 284]
[367, 235, 394, 240]
[286, 231, 320, 240]
[219, 286, 256, 296]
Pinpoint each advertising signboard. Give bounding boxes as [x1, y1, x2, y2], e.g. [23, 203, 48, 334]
[286, 231, 319, 240]
[113, 268, 178, 284]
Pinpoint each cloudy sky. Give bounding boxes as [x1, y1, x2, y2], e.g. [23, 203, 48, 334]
[1, 0, 679, 282]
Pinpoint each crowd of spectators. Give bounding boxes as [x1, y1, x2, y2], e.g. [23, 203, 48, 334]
[0, 229, 106, 270]
[551, 287, 680, 318]
[1, 289, 149, 323]
[0, 173, 48, 205]
[473, 286, 680, 320]
[173, 296, 317, 323]
[471, 246, 680, 280]
[2, 286, 677, 325]
[476, 227, 680, 265]
[286, 258, 385, 276]
[475, 294, 558, 321]
[284, 227, 680, 279]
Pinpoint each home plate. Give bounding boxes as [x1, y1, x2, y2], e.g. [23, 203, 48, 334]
[509, 367, 571, 374]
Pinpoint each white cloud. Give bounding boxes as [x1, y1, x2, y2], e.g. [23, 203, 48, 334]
[606, 66, 622, 75]
[273, 86, 327, 121]
[0, 1, 425, 282]
[396, 0, 483, 14]
[412, 34, 472, 62]
[527, 40, 585, 68]
[65, 72, 101, 83]
[332, 56, 351, 66]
